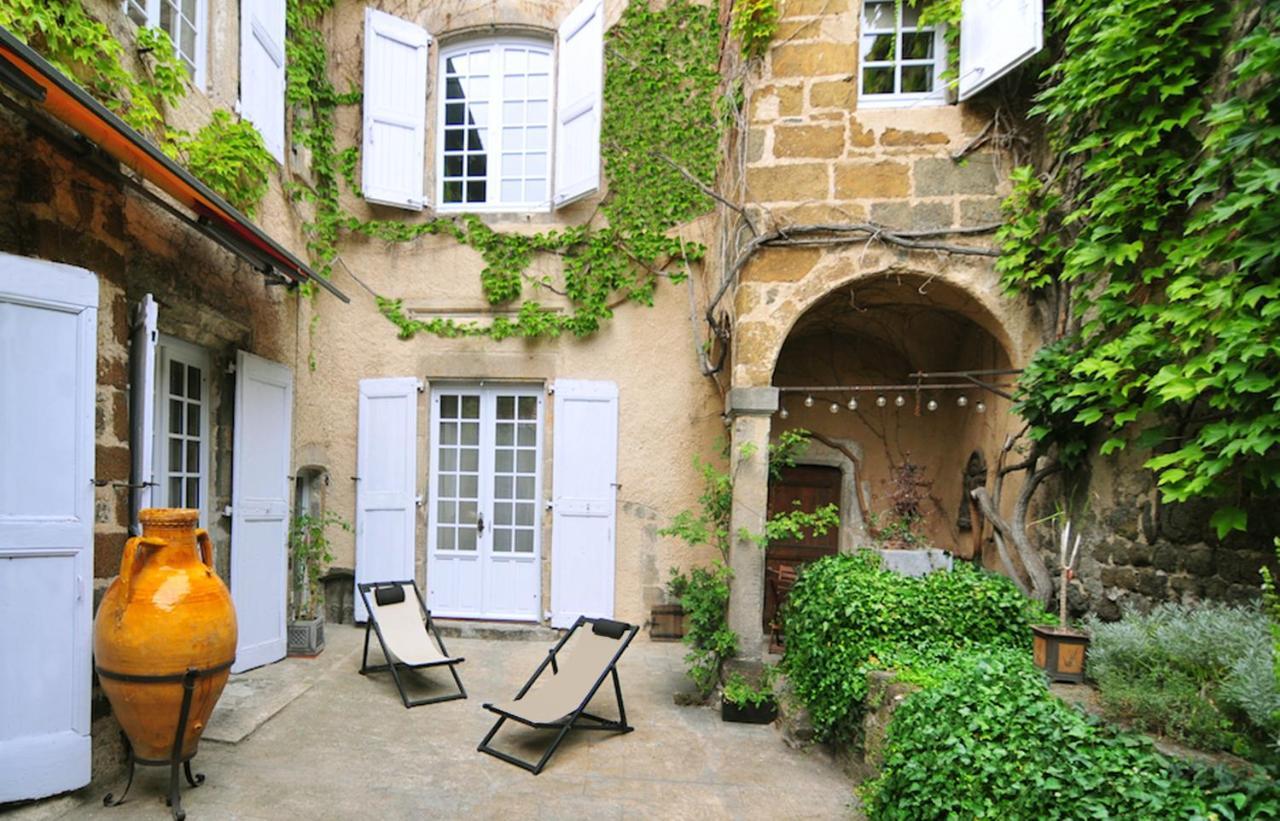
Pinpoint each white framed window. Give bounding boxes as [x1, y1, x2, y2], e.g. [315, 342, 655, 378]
[436, 38, 554, 212]
[859, 0, 946, 107]
[124, 0, 207, 87]
[152, 336, 211, 526]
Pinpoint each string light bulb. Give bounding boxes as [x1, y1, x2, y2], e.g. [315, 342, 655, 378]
[927, 399, 938, 412]
[957, 396, 968, 408]
[894, 395, 906, 407]
[976, 400, 987, 414]
[876, 395, 887, 407]
[779, 407, 789, 420]
[847, 396, 858, 411]
[804, 395, 814, 408]
[829, 402, 839, 414]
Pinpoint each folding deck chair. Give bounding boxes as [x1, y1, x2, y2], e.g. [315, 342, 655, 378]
[356, 581, 467, 708]
[477, 615, 639, 774]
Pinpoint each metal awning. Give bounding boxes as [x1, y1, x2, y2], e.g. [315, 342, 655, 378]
[0, 26, 348, 302]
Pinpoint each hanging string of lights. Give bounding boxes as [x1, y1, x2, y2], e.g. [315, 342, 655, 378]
[775, 369, 1020, 420]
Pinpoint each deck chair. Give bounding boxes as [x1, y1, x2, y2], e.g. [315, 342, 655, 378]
[477, 615, 639, 775]
[356, 581, 467, 708]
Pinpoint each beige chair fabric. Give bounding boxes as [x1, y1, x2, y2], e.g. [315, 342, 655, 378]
[366, 582, 459, 667]
[487, 629, 620, 724]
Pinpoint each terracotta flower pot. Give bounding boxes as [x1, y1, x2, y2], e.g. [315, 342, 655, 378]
[94, 509, 237, 763]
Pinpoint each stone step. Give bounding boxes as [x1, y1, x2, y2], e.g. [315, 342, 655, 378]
[433, 619, 560, 642]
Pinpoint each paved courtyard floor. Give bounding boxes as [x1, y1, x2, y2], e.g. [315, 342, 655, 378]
[24, 624, 857, 820]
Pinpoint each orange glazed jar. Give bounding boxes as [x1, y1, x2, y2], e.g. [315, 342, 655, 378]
[94, 508, 237, 763]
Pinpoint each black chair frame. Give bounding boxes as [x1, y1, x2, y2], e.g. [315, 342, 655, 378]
[477, 615, 639, 775]
[356, 580, 467, 708]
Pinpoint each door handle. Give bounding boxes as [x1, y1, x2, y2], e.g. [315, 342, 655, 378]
[477, 511, 485, 535]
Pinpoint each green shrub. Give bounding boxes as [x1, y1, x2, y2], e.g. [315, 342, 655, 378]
[666, 563, 736, 698]
[781, 551, 1050, 741]
[1084, 603, 1280, 758]
[864, 653, 1280, 819]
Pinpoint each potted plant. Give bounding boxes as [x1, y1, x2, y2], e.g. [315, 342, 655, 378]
[288, 510, 350, 656]
[1032, 519, 1090, 682]
[721, 666, 778, 724]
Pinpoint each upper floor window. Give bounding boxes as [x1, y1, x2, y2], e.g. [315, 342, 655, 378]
[125, 0, 206, 85]
[438, 39, 553, 211]
[859, 1, 945, 107]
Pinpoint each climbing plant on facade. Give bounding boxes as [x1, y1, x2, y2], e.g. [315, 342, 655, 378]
[998, 0, 1280, 537]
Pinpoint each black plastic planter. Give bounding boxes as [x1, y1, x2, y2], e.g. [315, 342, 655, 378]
[721, 697, 778, 724]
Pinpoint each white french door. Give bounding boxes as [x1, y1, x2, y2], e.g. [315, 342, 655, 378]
[426, 384, 542, 620]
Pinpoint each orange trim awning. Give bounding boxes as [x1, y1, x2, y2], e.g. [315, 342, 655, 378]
[0, 26, 348, 302]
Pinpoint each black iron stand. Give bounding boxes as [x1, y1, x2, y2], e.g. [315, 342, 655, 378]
[100, 666, 215, 821]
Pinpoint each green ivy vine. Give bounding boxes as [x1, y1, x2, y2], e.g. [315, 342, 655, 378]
[285, 0, 723, 339]
[997, 0, 1280, 537]
[0, 0, 275, 216]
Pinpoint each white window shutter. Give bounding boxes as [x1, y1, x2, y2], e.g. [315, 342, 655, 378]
[549, 379, 618, 628]
[362, 8, 430, 210]
[128, 293, 157, 535]
[239, 0, 287, 163]
[553, 0, 604, 207]
[958, 0, 1043, 101]
[354, 377, 419, 622]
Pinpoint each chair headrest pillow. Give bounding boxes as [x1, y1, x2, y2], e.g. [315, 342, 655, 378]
[375, 584, 406, 606]
[591, 618, 630, 639]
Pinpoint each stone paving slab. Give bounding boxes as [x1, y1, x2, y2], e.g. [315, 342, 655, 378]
[28, 624, 859, 820]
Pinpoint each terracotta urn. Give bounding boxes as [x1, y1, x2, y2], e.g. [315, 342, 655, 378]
[94, 509, 237, 763]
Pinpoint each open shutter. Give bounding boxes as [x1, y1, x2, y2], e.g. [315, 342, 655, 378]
[553, 0, 603, 207]
[128, 294, 157, 535]
[549, 379, 617, 628]
[0, 254, 96, 802]
[362, 8, 430, 210]
[355, 377, 420, 622]
[958, 0, 1043, 101]
[229, 351, 293, 673]
[240, 0, 287, 161]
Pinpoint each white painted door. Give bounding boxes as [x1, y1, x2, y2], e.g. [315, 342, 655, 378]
[128, 294, 157, 534]
[427, 384, 542, 620]
[230, 351, 293, 673]
[0, 254, 96, 802]
[355, 378, 420, 622]
[550, 379, 617, 628]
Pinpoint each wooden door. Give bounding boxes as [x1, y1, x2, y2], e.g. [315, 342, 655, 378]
[763, 464, 841, 631]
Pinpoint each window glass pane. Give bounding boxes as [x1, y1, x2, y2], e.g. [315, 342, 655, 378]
[438, 527, 455, 550]
[460, 448, 479, 471]
[439, 449, 457, 471]
[527, 101, 549, 125]
[459, 501, 477, 524]
[466, 181, 486, 202]
[901, 65, 934, 93]
[525, 180, 546, 201]
[504, 49, 526, 73]
[517, 423, 535, 447]
[526, 127, 547, 150]
[180, 21, 196, 60]
[457, 528, 477, 551]
[444, 155, 464, 177]
[186, 441, 199, 474]
[503, 101, 523, 125]
[440, 422, 458, 445]
[187, 401, 200, 435]
[445, 103, 465, 125]
[445, 130, 465, 151]
[467, 154, 487, 177]
[461, 422, 479, 446]
[445, 55, 464, 75]
[444, 181, 463, 203]
[496, 422, 514, 446]
[187, 366, 201, 401]
[127, 1, 148, 26]
[900, 4, 921, 26]
[170, 399, 183, 433]
[516, 476, 535, 499]
[902, 32, 935, 60]
[500, 181, 523, 203]
[160, 1, 175, 34]
[461, 395, 480, 418]
[528, 51, 550, 73]
[501, 154, 522, 177]
[517, 449, 535, 473]
[440, 395, 458, 418]
[466, 128, 485, 151]
[469, 51, 489, 73]
[514, 530, 534, 553]
[439, 474, 456, 497]
[459, 474, 478, 498]
[497, 396, 516, 418]
[515, 503, 534, 527]
[862, 34, 894, 62]
[182, 0, 196, 20]
[169, 477, 182, 504]
[169, 437, 183, 473]
[495, 475, 513, 498]
[863, 1, 894, 29]
[503, 74, 524, 98]
[493, 529, 512, 552]
[503, 127, 524, 150]
[438, 501, 455, 524]
[186, 477, 199, 507]
[495, 449, 513, 472]
[494, 503, 512, 526]
[526, 154, 547, 178]
[862, 67, 895, 95]
[518, 396, 537, 420]
[170, 360, 185, 397]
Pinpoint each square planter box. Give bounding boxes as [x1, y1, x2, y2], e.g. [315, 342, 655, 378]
[721, 697, 778, 724]
[288, 616, 325, 656]
[1032, 624, 1089, 683]
[650, 604, 686, 641]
